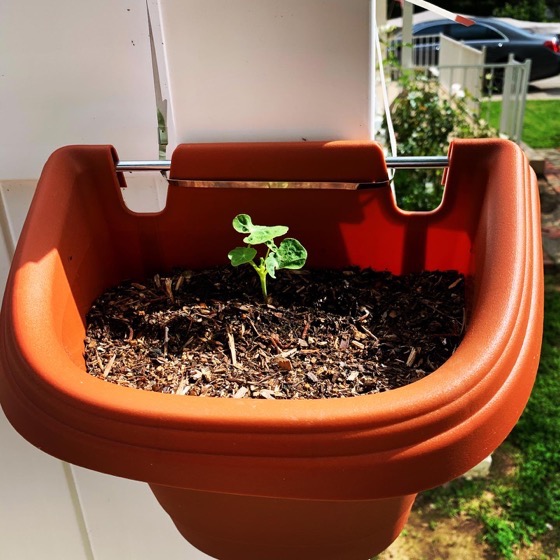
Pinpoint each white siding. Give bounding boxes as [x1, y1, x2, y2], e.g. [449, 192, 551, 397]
[0, 1, 204, 557]
[0, 1, 377, 558]
[0, 178, 207, 560]
[0, 0, 159, 180]
[72, 468, 208, 560]
[0, 408, 93, 560]
[158, 0, 372, 148]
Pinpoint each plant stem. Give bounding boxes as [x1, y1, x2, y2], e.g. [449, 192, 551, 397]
[250, 261, 268, 302]
[258, 270, 268, 302]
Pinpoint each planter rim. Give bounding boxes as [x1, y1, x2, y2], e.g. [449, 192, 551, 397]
[0, 140, 536, 437]
[0, 139, 543, 498]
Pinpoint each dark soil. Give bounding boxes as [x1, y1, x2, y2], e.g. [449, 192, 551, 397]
[84, 267, 465, 399]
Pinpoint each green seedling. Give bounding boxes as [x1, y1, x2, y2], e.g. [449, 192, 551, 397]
[228, 214, 307, 301]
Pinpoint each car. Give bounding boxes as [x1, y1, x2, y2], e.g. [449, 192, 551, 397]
[392, 17, 560, 82]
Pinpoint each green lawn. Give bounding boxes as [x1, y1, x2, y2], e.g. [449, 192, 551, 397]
[420, 280, 560, 559]
[482, 99, 560, 149]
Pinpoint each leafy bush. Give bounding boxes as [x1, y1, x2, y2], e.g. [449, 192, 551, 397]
[385, 70, 496, 211]
[479, 514, 523, 559]
[493, 0, 550, 22]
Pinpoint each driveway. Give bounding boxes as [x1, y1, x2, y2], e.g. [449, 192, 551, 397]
[528, 74, 560, 99]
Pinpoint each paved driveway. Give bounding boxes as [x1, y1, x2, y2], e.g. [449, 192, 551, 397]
[528, 74, 560, 99]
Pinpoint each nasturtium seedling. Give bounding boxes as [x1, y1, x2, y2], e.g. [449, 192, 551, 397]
[228, 214, 307, 301]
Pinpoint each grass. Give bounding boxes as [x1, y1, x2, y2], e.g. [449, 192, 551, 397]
[420, 280, 560, 559]
[482, 99, 560, 149]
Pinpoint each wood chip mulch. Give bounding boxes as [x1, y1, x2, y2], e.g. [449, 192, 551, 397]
[84, 267, 465, 399]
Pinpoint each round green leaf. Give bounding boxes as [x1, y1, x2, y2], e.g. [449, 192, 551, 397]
[228, 246, 257, 266]
[276, 238, 307, 269]
[265, 254, 279, 279]
[243, 225, 289, 245]
[232, 214, 254, 234]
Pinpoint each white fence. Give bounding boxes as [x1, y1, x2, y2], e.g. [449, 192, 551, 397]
[438, 35, 485, 113]
[389, 33, 530, 143]
[497, 55, 532, 143]
[431, 57, 531, 143]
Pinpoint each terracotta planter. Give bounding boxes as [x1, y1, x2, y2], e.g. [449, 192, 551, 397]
[0, 140, 543, 560]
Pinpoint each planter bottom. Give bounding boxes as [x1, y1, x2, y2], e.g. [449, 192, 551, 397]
[151, 484, 415, 560]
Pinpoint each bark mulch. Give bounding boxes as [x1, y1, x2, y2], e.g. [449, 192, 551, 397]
[84, 267, 465, 399]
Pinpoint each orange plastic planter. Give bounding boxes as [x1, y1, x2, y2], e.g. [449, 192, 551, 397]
[0, 140, 543, 559]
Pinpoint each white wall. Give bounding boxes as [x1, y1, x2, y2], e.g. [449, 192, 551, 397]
[158, 0, 372, 149]
[0, 1, 161, 180]
[0, 1, 205, 558]
[0, 177, 209, 560]
[0, 1, 377, 558]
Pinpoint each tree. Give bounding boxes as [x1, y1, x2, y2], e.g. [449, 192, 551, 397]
[493, 0, 549, 22]
[387, 0, 556, 21]
[387, 0, 496, 18]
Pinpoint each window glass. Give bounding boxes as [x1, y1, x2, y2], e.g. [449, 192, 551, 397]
[415, 23, 448, 37]
[448, 23, 504, 41]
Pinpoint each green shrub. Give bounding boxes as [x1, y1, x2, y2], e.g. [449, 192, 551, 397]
[493, 0, 549, 22]
[385, 70, 496, 211]
[479, 514, 522, 560]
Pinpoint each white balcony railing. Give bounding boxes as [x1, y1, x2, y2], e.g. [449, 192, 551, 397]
[388, 34, 531, 143]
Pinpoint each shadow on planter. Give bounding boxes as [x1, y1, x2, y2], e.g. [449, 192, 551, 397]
[0, 140, 543, 560]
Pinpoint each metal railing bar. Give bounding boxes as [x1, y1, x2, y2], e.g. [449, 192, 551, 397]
[115, 156, 449, 173]
[116, 161, 171, 171]
[416, 61, 524, 73]
[385, 156, 448, 168]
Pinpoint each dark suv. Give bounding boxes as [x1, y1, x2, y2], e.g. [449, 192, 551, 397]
[399, 17, 560, 82]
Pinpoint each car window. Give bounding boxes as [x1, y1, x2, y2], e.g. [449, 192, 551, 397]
[415, 23, 448, 36]
[447, 23, 504, 41]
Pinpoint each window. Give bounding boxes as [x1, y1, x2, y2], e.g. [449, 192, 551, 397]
[415, 23, 449, 37]
[447, 23, 504, 41]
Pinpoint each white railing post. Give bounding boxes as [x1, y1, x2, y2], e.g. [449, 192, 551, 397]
[513, 59, 531, 144]
[499, 53, 516, 139]
[401, 1, 414, 69]
[437, 36, 484, 113]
